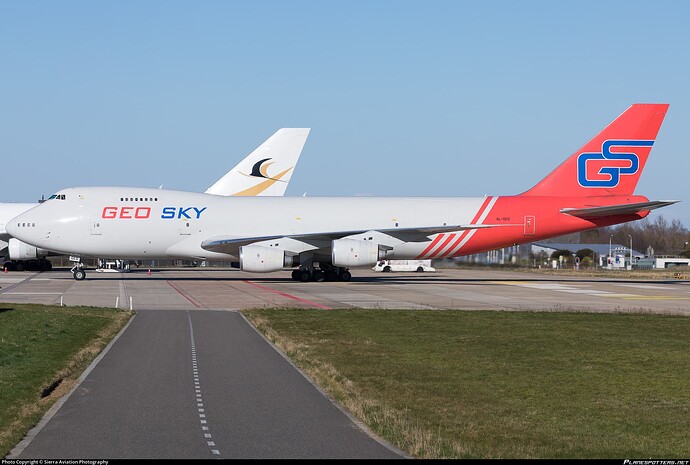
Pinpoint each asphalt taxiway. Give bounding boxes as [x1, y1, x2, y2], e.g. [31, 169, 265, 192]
[1, 267, 688, 313]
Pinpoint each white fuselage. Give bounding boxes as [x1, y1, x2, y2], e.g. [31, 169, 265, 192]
[7, 187, 491, 261]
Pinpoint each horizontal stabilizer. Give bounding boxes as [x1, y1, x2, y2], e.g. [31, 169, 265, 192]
[559, 200, 679, 219]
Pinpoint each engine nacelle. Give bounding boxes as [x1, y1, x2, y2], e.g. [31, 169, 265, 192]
[8, 238, 50, 260]
[331, 239, 383, 267]
[240, 245, 293, 273]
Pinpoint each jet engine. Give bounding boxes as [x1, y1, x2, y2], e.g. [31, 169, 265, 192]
[8, 238, 50, 260]
[239, 245, 295, 273]
[331, 238, 386, 267]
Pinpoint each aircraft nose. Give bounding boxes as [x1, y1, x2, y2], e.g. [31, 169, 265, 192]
[5, 217, 18, 237]
[6, 214, 35, 243]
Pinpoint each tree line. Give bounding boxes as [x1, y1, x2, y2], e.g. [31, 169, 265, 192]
[547, 215, 690, 257]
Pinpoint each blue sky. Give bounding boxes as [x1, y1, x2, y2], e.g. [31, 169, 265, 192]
[2, 1, 688, 226]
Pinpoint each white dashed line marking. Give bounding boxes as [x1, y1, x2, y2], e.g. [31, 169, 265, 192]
[187, 312, 221, 457]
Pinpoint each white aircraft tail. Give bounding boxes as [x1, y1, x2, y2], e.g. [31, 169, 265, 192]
[205, 128, 310, 196]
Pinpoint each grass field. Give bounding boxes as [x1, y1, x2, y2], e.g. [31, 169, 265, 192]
[243, 308, 690, 459]
[0, 304, 132, 458]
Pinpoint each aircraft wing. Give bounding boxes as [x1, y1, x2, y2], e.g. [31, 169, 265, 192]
[200, 223, 504, 256]
[559, 200, 679, 219]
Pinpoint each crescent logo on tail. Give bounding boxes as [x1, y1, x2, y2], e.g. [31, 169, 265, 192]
[577, 139, 653, 188]
[247, 158, 289, 182]
[233, 158, 295, 196]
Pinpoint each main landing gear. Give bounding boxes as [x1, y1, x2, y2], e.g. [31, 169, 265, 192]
[290, 265, 351, 282]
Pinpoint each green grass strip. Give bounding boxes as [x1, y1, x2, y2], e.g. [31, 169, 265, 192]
[0, 303, 132, 457]
[244, 308, 690, 459]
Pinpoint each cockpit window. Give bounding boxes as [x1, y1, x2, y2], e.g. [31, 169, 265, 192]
[48, 194, 66, 200]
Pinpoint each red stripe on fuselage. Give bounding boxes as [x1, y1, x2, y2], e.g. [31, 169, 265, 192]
[438, 196, 494, 258]
[417, 196, 495, 259]
[416, 233, 446, 259]
[428, 233, 457, 258]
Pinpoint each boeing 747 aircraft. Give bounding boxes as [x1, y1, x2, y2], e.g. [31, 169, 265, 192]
[8, 105, 677, 282]
[1, 128, 309, 271]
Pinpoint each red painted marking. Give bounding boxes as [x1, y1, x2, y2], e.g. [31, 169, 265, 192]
[428, 233, 456, 258]
[416, 233, 446, 259]
[167, 280, 204, 308]
[439, 196, 493, 258]
[243, 280, 332, 310]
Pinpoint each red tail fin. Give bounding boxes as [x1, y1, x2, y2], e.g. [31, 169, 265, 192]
[521, 104, 669, 197]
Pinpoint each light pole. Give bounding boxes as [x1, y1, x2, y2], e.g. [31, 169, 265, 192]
[628, 234, 633, 270]
[609, 235, 613, 269]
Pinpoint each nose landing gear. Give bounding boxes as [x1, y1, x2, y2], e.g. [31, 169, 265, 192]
[70, 261, 86, 280]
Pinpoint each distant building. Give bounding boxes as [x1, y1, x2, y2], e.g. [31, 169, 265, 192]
[531, 242, 644, 267]
[451, 242, 643, 269]
[636, 256, 690, 269]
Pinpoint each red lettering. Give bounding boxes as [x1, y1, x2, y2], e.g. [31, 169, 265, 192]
[102, 206, 152, 219]
[119, 207, 133, 219]
[102, 207, 118, 219]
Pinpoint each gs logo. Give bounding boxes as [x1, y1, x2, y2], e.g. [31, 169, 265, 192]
[577, 139, 653, 188]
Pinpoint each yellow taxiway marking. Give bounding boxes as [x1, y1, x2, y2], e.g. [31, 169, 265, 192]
[620, 296, 690, 300]
[596, 294, 638, 298]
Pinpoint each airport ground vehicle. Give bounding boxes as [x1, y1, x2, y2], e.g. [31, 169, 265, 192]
[372, 260, 435, 272]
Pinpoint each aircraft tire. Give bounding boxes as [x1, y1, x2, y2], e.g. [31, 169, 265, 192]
[299, 270, 311, 282]
[324, 269, 338, 282]
[312, 269, 325, 282]
[73, 269, 86, 281]
[339, 270, 351, 282]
